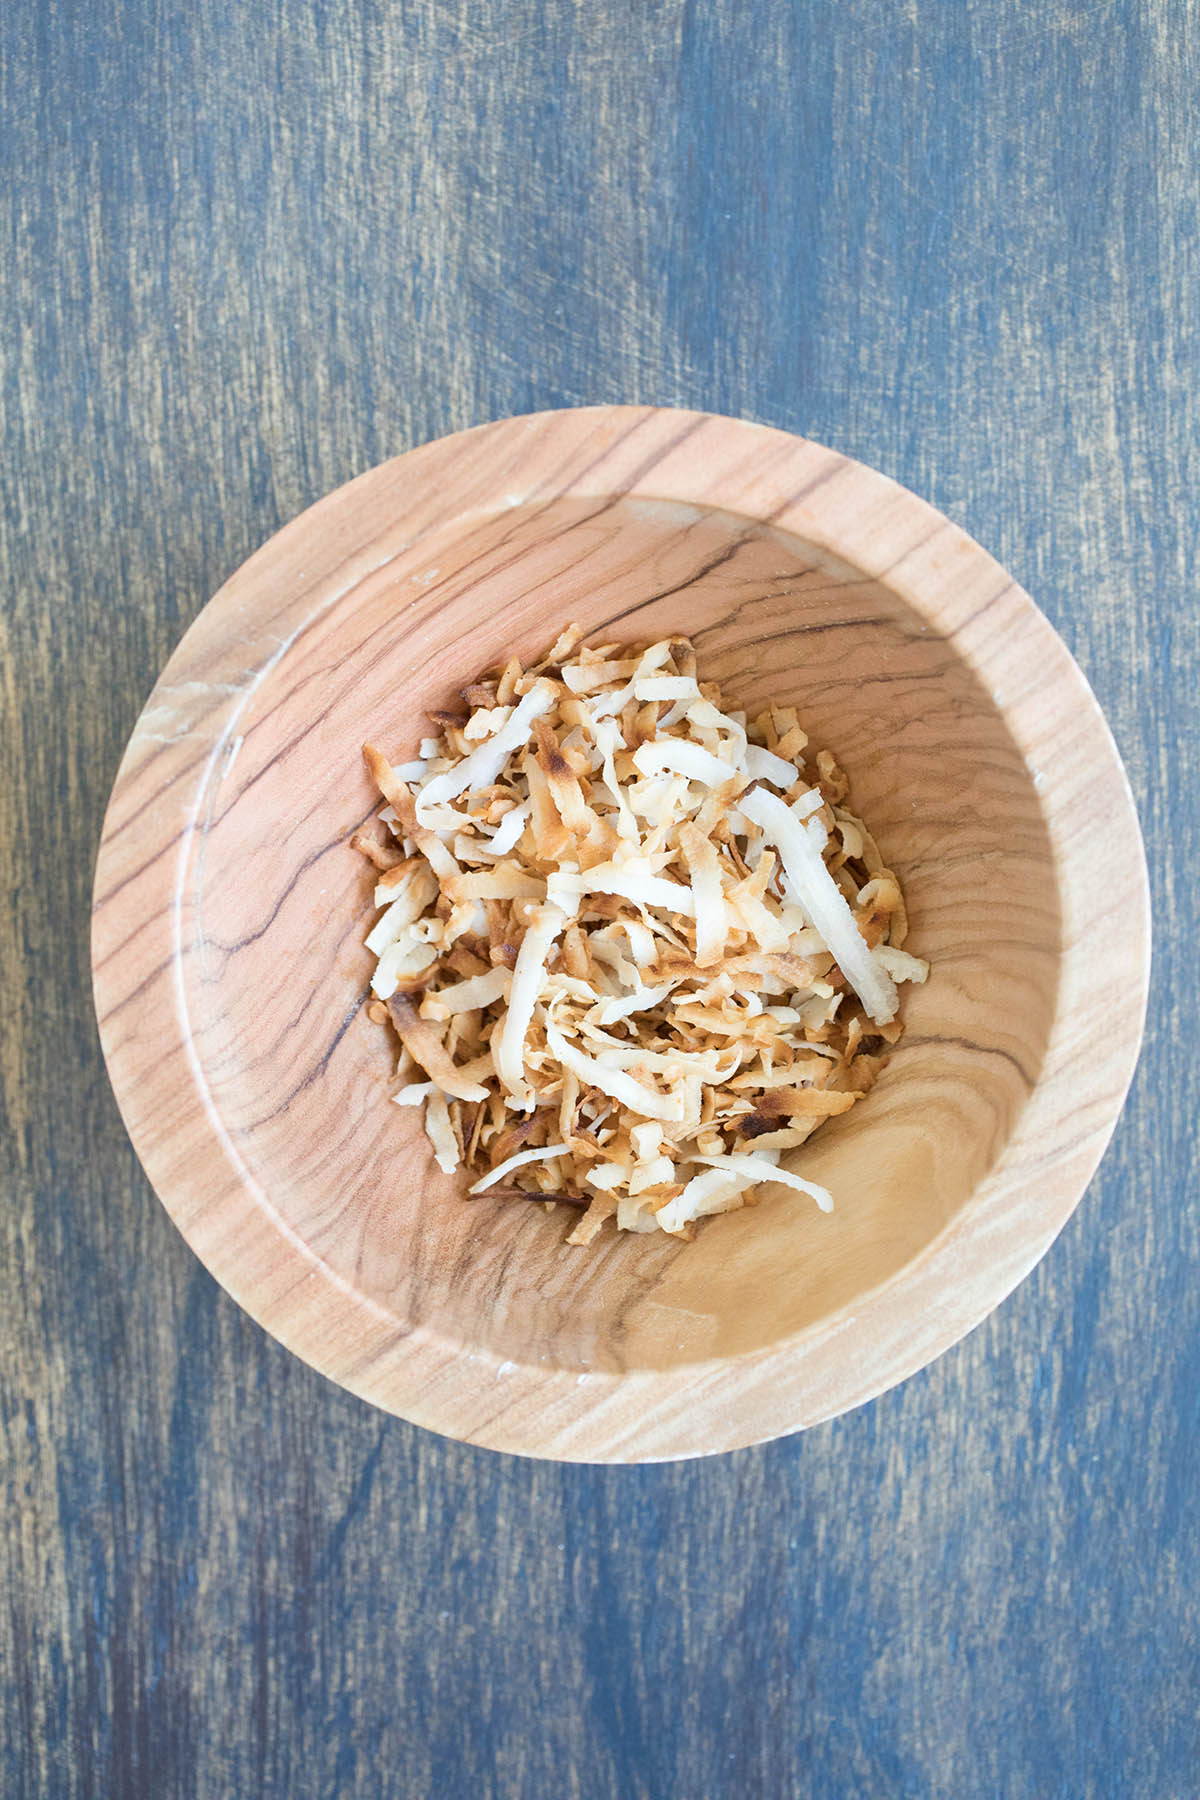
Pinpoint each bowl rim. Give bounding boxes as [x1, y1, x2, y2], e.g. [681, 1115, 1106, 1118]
[91, 405, 1151, 1461]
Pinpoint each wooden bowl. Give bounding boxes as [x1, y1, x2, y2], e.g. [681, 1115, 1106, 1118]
[92, 408, 1150, 1461]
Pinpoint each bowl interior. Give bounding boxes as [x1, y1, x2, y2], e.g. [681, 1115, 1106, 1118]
[184, 494, 1060, 1375]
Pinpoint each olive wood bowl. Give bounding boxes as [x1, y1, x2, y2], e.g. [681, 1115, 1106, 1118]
[92, 407, 1150, 1461]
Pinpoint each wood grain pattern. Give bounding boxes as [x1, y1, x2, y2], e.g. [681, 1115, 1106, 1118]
[91, 408, 1149, 1460]
[3, 0, 1197, 1792]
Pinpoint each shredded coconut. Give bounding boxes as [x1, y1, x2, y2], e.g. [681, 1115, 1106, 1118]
[355, 629, 928, 1243]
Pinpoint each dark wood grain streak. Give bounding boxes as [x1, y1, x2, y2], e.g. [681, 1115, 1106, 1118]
[902, 1034, 1038, 1091]
[598, 531, 793, 627]
[3, 4, 1196, 1800]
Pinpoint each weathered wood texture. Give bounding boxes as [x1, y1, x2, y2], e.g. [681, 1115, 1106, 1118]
[2, 0, 1195, 1795]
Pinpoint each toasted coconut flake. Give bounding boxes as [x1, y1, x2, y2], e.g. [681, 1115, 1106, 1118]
[446, 944, 491, 981]
[735, 1124, 825, 1151]
[548, 862, 696, 918]
[874, 944, 930, 984]
[757, 1086, 858, 1117]
[365, 866, 440, 955]
[371, 937, 438, 1000]
[815, 749, 848, 802]
[632, 739, 741, 788]
[655, 1167, 752, 1234]
[744, 744, 801, 786]
[414, 681, 557, 823]
[351, 828, 406, 871]
[558, 1067, 581, 1143]
[463, 704, 514, 742]
[452, 868, 546, 902]
[546, 1023, 684, 1123]
[362, 744, 413, 812]
[359, 629, 925, 1242]
[678, 822, 728, 969]
[616, 918, 658, 967]
[561, 924, 590, 980]
[741, 785, 899, 1025]
[362, 761, 461, 883]
[562, 658, 638, 695]
[487, 1114, 541, 1166]
[633, 676, 700, 702]
[566, 1192, 618, 1245]
[495, 904, 565, 1102]
[393, 1080, 436, 1107]
[424, 1090, 461, 1174]
[542, 622, 587, 664]
[523, 753, 575, 863]
[534, 717, 594, 834]
[792, 788, 824, 820]
[775, 721, 808, 761]
[419, 964, 511, 1020]
[629, 1154, 675, 1195]
[374, 858, 425, 902]
[693, 1151, 833, 1213]
[386, 996, 489, 1101]
[585, 1160, 630, 1193]
[469, 1143, 572, 1193]
[590, 981, 676, 1026]
[488, 802, 530, 857]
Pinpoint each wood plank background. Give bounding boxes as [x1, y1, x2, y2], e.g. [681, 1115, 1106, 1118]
[2, 2, 1196, 1795]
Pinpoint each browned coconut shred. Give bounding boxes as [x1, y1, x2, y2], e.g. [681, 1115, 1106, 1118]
[354, 627, 928, 1245]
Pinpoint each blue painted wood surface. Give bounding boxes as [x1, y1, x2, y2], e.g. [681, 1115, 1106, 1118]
[2, 2, 1196, 1795]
